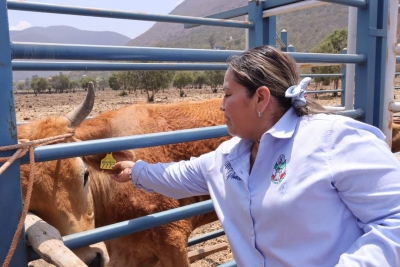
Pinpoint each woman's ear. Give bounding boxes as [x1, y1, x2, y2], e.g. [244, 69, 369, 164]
[255, 86, 271, 113]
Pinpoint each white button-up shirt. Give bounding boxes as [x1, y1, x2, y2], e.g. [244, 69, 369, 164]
[131, 107, 400, 267]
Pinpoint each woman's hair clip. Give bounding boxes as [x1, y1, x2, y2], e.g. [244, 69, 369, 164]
[285, 77, 312, 108]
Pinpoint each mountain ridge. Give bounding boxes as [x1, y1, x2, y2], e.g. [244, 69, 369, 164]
[10, 25, 131, 45]
[11, 25, 131, 81]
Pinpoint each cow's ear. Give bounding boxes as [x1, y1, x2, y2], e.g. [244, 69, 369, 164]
[83, 151, 135, 172]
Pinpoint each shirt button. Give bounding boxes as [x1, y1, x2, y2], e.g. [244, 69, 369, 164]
[250, 230, 254, 236]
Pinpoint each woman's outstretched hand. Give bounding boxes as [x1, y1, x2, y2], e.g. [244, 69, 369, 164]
[109, 161, 135, 183]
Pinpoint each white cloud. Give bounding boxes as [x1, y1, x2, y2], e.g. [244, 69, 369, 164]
[9, 20, 32, 31]
[175, 0, 184, 6]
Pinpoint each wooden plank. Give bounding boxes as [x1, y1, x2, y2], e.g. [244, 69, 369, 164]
[188, 242, 229, 263]
[25, 212, 87, 267]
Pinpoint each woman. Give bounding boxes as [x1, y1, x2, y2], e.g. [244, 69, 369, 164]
[110, 45, 400, 267]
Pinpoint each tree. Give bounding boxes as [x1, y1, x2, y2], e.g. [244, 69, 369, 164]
[16, 81, 25, 91]
[117, 71, 141, 94]
[24, 78, 30, 90]
[50, 72, 70, 93]
[139, 70, 174, 102]
[108, 74, 121, 91]
[81, 76, 97, 90]
[69, 80, 79, 92]
[173, 71, 193, 96]
[30, 77, 48, 96]
[311, 29, 347, 96]
[97, 77, 108, 91]
[208, 34, 216, 49]
[193, 72, 208, 89]
[206, 71, 225, 92]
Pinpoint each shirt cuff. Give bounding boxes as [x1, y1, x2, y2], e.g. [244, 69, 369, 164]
[130, 160, 154, 192]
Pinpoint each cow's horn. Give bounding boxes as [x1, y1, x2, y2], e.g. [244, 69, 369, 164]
[65, 81, 95, 128]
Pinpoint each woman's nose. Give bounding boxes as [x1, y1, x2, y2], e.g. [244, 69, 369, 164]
[220, 100, 225, 111]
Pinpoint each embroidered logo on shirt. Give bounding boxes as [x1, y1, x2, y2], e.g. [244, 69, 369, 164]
[224, 161, 242, 181]
[271, 154, 286, 184]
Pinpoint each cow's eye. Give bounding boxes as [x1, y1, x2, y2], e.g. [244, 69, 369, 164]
[83, 170, 89, 187]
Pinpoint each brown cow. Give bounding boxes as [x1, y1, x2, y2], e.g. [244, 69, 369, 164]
[74, 98, 228, 266]
[17, 83, 110, 266]
[17, 84, 400, 266]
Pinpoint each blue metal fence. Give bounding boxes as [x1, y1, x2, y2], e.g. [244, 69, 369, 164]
[0, 0, 397, 266]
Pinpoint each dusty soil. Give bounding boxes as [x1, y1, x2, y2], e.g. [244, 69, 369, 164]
[14, 85, 344, 122]
[14, 81, 399, 266]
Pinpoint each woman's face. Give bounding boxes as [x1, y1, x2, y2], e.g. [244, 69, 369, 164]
[220, 68, 258, 139]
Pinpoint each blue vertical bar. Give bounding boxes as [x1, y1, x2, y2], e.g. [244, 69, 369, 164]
[354, 1, 377, 125]
[375, 0, 389, 129]
[263, 16, 276, 46]
[0, 0, 27, 265]
[281, 29, 288, 52]
[247, 0, 264, 48]
[341, 48, 347, 106]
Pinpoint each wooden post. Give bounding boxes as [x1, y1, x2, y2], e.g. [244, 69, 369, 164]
[188, 242, 229, 263]
[25, 212, 87, 267]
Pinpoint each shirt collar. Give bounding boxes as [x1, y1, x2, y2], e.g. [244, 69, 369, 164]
[265, 107, 299, 139]
[224, 107, 299, 161]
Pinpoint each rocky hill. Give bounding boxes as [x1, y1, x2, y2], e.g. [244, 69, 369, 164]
[127, 0, 349, 52]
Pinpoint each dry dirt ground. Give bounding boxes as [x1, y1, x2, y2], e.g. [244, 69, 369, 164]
[14, 85, 346, 122]
[14, 81, 400, 266]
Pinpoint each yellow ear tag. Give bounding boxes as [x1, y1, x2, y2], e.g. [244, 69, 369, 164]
[100, 153, 117, 170]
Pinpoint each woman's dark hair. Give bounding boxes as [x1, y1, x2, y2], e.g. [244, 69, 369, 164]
[227, 45, 326, 116]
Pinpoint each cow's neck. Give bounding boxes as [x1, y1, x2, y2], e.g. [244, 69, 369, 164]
[89, 172, 119, 226]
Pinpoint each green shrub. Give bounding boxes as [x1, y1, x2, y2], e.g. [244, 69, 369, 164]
[119, 90, 128, 97]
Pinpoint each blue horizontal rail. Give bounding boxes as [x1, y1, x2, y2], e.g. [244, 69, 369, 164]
[218, 260, 237, 267]
[7, 1, 252, 29]
[288, 52, 365, 64]
[12, 60, 346, 73]
[300, 74, 343, 78]
[64, 200, 214, 249]
[12, 61, 227, 71]
[263, 0, 303, 10]
[188, 229, 225, 246]
[184, 5, 248, 29]
[12, 61, 228, 71]
[337, 108, 364, 119]
[307, 89, 343, 94]
[28, 199, 215, 261]
[20, 125, 230, 164]
[11, 43, 242, 62]
[316, 0, 368, 8]
[18, 105, 362, 165]
[11, 43, 367, 64]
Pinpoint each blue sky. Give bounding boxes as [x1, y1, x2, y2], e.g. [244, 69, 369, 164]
[7, 0, 184, 39]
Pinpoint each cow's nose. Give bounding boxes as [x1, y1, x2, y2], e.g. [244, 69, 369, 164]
[87, 253, 103, 267]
